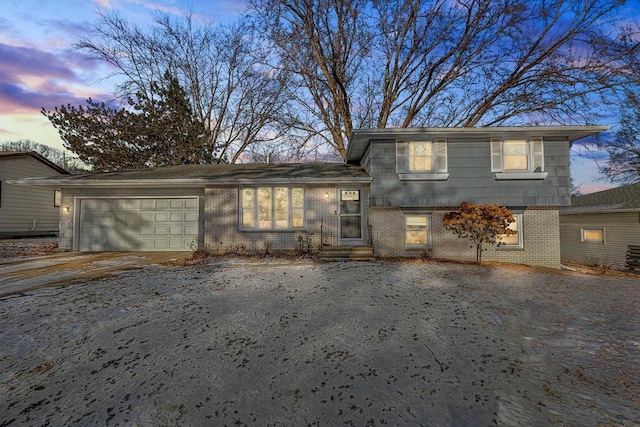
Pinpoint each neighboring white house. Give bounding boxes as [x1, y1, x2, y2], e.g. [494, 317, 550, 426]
[0, 151, 69, 238]
[560, 183, 640, 271]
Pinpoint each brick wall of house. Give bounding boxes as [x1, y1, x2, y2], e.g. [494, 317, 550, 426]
[204, 185, 369, 253]
[369, 207, 561, 268]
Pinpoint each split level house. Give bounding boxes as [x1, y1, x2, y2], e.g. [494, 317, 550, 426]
[10, 126, 608, 269]
[0, 151, 69, 238]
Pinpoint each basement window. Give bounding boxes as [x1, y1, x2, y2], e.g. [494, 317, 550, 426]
[581, 228, 605, 244]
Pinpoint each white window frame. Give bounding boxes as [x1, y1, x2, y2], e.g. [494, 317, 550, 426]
[491, 137, 547, 180]
[404, 213, 432, 248]
[497, 213, 523, 249]
[240, 187, 305, 231]
[581, 228, 605, 244]
[396, 139, 449, 181]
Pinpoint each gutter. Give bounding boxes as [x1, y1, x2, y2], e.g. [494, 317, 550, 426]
[7, 176, 373, 188]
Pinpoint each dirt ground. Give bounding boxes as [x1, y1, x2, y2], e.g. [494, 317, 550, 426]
[0, 237, 58, 259]
[0, 258, 638, 426]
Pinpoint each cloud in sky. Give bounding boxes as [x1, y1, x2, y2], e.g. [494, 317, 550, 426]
[0, 41, 114, 114]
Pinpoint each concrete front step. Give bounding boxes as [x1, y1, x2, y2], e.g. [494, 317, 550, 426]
[317, 245, 375, 262]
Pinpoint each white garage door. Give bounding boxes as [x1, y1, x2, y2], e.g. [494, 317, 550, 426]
[78, 197, 199, 251]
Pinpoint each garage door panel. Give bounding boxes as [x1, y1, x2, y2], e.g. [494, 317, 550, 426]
[170, 226, 185, 235]
[125, 199, 141, 209]
[170, 199, 184, 209]
[140, 213, 154, 223]
[184, 226, 198, 235]
[170, 213, 184, 222]
[155, 226, 169, 235]
[140, 226, 154, 235]
[155, 199, 170, 209]
[140, 199, 155, 209]
[79, 197, 198, 251]
[155, 212, 170, 222]
[154, 240, 168, 249]
[112, 199, 128, 209]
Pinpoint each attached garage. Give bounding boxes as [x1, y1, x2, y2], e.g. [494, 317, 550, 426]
[77, 197, 199, 251]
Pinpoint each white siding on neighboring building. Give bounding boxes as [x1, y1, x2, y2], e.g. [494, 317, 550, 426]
[0, 155, 64, 237]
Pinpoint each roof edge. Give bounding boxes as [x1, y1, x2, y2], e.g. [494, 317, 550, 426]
[7, 176, 373, 188]
[347, 125, 610, 162]
[0, 151, 70, 175]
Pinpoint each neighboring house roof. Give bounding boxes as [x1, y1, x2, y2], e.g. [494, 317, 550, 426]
[561, 183, 640, 214]
[346, 125, 610, 163]
[8, 163, 371, 188]
[0, 151, 70, 175]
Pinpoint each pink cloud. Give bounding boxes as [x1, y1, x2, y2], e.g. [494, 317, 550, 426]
[0, 43, 111, 114]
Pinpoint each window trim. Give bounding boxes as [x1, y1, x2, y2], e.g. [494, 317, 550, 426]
[580, 228, 605, 244]
[54, 190, 62, 207]
[404, 213, 432, 248]
[239, 187, 306, 231]
[397, 139, 449, 181]
[491, 137, 547, 180]
[497, 213, 523, 250]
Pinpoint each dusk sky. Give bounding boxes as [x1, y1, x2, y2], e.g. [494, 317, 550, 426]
[0, 0, 631, 193]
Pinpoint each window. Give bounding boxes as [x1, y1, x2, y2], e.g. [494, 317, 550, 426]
[581, 228, 604, 244]
[405, 214, 431, 247]
[491, 137, 545, 179]
[397, 140, 448, 180]
[497, 213, 523, 249]
[241, 187, 305, 230]
[54, 190, 62, 207]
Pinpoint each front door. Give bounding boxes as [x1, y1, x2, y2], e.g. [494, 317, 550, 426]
[339, 189, 363, 244]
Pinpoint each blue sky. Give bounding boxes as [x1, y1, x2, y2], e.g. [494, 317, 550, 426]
[0, 0, 623, 193]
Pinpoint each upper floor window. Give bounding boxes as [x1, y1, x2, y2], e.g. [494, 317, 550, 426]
[491, 137, 546, 179]
[397, 139, 448, 180]
[241, 187, 305, 230]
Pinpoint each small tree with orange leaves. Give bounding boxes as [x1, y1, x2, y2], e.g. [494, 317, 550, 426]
[443, 202, 515, 264]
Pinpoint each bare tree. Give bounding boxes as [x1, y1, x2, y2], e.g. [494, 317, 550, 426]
[74, 10, 294, 163]
[250, 0, 640, 159]
[593, 92, 640, 184]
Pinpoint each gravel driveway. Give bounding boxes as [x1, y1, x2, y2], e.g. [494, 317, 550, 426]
[1, 259, 638, 426]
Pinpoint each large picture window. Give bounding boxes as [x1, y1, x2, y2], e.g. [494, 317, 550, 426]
[241, 187, 305, 230]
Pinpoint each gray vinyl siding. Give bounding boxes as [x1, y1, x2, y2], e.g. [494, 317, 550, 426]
[0, 156, 63, 237]
[362, 137, 571, 207]
[559, 212, 640, 271]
